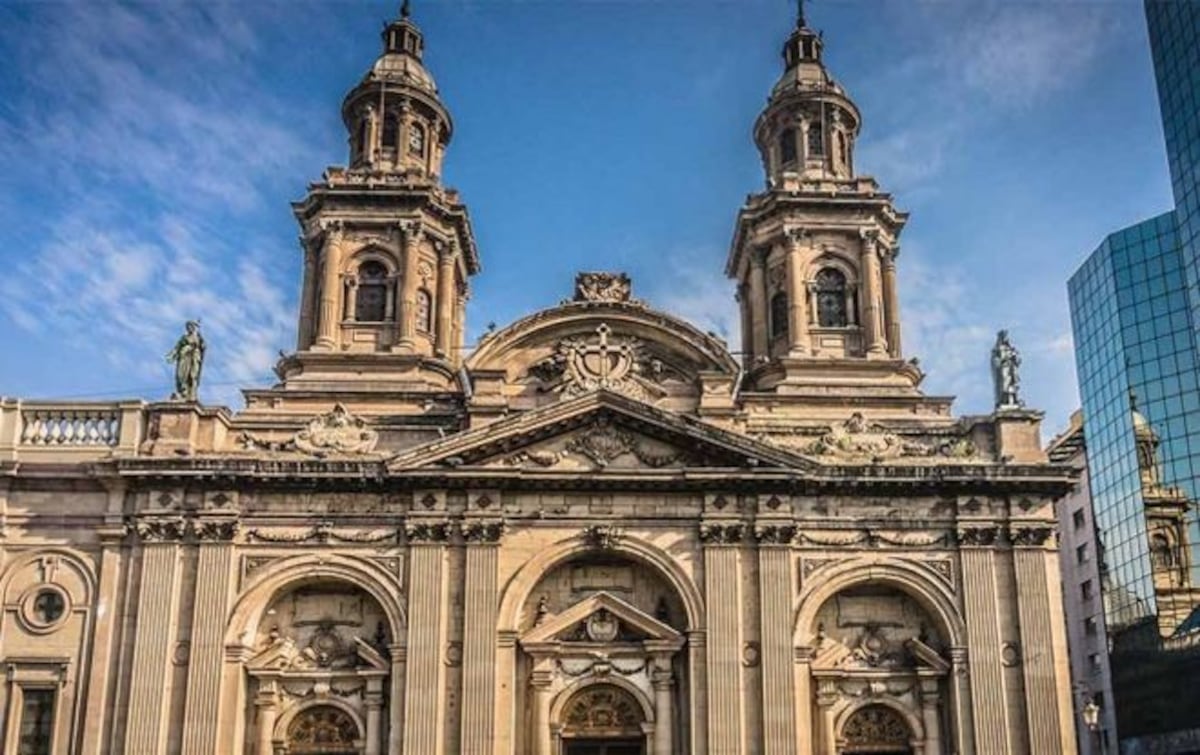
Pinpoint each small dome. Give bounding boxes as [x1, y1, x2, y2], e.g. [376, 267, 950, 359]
[368, 52, 437, 94]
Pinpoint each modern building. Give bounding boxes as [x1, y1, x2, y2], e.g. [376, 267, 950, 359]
[1065, 2, 1200, 752]
[1047, 412, 1118, 755]
[0, 6, 1079, 755]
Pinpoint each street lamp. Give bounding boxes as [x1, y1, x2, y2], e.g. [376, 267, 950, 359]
[1082, 698, 1105, 755]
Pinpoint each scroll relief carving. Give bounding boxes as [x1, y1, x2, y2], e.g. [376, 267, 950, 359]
[758, 412, 977, 462]
[528, 324, 680, 402]
[240, 403, 379, 457]
[504, 416, 686, 470]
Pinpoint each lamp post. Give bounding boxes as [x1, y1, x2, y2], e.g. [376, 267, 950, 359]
[1082, 697, 1105, 755]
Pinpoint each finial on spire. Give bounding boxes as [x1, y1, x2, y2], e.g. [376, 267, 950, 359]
[797, 0, 807, 27]
[401, 0, 412, 19]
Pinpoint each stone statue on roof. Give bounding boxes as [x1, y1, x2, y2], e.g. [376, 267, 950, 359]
[166, 320, 205, 402]
[991, 329, 1023, 410]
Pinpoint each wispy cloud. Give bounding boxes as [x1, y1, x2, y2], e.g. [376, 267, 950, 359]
[644, 253, 741, 356]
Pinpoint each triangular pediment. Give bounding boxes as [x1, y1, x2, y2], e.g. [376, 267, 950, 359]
[389, 390, 812, 472]
[245, 635, 389, 673]
[521, 591, 684, 647]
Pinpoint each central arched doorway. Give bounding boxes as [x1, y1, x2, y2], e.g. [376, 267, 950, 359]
[840, 705, 914, 755]
[560, 685, 646, 755]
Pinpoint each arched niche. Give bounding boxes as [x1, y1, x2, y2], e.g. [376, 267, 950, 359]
[837, 702, 920, 755]
[505, 538, 697, 755]
[278, 701, 364, 755]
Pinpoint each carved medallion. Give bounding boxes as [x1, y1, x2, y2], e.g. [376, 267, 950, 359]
[574, 272, 634, 303]
[585, 609, 620, 642]
[293, 404, 379, 456]
[528, 324, 674, 401]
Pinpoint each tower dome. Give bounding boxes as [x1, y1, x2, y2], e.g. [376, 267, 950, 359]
[340, 1, 452, 177]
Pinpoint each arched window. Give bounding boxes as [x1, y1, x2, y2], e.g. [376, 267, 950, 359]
[416, 289, 432, 333]
[808, 121, 825, 157]
[408, 122, 426, 157]
[382, 116, 399, 150]
[836, 131, 848, 167]
[815, 268, 848, 327]
[357, 119, 370, 160]
[779, 128, 797, 165]
[770, 292, 790, 342]
[355, 261, 388, 322]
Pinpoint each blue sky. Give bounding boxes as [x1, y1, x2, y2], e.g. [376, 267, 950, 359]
[0, 0, 1175, 435]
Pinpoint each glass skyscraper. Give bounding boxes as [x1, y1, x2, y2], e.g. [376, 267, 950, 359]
[1068, 3, 1200, 752]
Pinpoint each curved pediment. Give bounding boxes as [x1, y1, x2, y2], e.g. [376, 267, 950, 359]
[466, 279, 738, 414]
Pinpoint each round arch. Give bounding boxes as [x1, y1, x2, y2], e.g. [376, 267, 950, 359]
[225, 554, 406, 649]
[549, 676, 657, 729]
[834, 698, 924, 750]
[803, 251, 860, 286]
[498, 535, 704, 633]
[0, 547, 97, 602]
[793, 557, 964, 647]
[341, 243, 400, 276]
[274, 697, 366, 749]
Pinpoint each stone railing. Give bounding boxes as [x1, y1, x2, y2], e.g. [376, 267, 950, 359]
[0, 399, 146, 461]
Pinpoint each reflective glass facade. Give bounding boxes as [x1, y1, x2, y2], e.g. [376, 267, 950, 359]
[1066, 3, 1200, 750]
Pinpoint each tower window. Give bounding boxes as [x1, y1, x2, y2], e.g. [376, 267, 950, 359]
[355, 261, 388, 322]
[779, 128, 797, 165]
[770, 292, 790, 341]
[357, 119, 370, 160]
[815, 268, 848, 327]
[416, 289, 432, 332]
[836, 131, 847, 166]
[409, 122, 426, 157]
[17, 688, 55, 755]
[382, 117, 399, 150]
[808, 121, 825, 157]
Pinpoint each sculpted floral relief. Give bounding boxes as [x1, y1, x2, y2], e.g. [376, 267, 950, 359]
[756, 411, 978, 462]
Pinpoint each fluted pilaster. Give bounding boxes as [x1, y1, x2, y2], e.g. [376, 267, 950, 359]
[758, 545, 796, 755]
[460, 538, 499, 754]
[181, 539, 235, 755]
[123, 542, 182, 755]
[403, 542, 448, 754]
[704, 539, 743, 754]
[1014, 547, 1077, 754]
[961, 549, 1010, 754]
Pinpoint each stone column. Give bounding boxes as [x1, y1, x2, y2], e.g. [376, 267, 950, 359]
[757, 539, 797, 755]
[344, 277, 357, 323]
[960, 543, 1010, 752]
[702, 524, 744, 754]
[397, 222, 422, 350]
[816, 685, 839, 755]
[254, 682, 278, 755]
[181, 521, 237, 755]
[80, 518, 126, 755]
[365, 679, 384, 755]
[315, 225, 344, 350]
[688, 630, 708, 755]
[453, 286, 468, 365]
[460, 525, 501, 755]
[881, 249, 901, 357]
[388, 644, 407, 754]
[123, 528, 183, 755]
[785, 232, 809, 356]
[858, 229, 887, 357]
[365, 105, 379, 166]
[949, 647, 976, 755]
[793, 648, 814, 755]
[402, 531, 449, 755]
[749, 252, 769, 363]
[1014, 539, 1078, 754]
[435, 243, 456, 357]
[653, 663, 674, 755]
[530, 665, 554, 755]
[297, 241, 318, 350]
[919, 678, 942, 755]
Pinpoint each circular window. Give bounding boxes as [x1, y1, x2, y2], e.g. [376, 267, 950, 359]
[20, 585, 70, 633]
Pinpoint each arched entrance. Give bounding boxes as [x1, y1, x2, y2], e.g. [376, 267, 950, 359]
[560, 685, 646, 755]
[841, 705, 914, 755]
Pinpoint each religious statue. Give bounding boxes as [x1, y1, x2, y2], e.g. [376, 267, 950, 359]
[991, 330, 1022, 409]
[166, 320, 205, 402]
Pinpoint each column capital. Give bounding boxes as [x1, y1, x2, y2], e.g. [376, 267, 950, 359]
[399, 220, 424, 244]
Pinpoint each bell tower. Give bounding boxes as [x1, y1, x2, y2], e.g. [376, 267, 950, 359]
[728, 7, 915, 397]
[286, 1, 479, 393]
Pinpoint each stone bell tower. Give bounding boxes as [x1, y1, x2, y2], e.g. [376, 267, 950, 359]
[727, 8, 915, 399]
[284, 1, 480, 395]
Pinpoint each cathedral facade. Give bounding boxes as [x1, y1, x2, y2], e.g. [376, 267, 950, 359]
[0, 7, 1077, 755]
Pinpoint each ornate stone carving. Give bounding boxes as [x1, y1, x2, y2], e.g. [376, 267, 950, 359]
[405, 520, 452, 543]
[957, 526, 1002, 547]
[294, 404, 379, 456]
[699, 523, 746, 544]
[193, 519, 239, 542]
[1010, 525, 1054, 547]
[842, 705, 912, 748]
[462, 520, 504, 543]
[804, 413, 904, 460]
[581, 523, 623, 550]
[574, 272, 635, 304]
[528, 324, 675, 402]
[245, 523, 397, 544]
[754, 524, 797, 544]
[585, 610, 620, 642]
[130, 516, 187, 542]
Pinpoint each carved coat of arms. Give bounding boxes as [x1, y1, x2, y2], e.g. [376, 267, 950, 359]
[293, 404, 379, 456]
[529, 324, 672, 401]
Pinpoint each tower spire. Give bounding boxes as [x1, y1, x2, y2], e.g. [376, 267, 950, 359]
[797, 0, 806, 28]
[401, 0, 411, 19]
